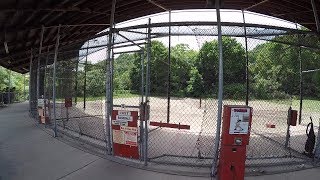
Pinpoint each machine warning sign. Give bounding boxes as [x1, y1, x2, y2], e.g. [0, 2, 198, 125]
[112, 110, 133, 125]
[229, 108, 251, 134]
[124, 131, 138, 146]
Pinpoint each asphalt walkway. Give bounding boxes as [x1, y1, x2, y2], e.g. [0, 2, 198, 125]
[0, 102, 319, 180]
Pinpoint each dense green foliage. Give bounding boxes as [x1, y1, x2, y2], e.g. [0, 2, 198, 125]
[196, 37, 246, 98]
[80, 36, 320, 100]
[0, 66, 27, 101]
[5, 35, 320, 101]
[250, 37, 320, 99]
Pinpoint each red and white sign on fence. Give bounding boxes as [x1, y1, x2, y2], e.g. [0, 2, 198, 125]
[112, 110, 139, 159]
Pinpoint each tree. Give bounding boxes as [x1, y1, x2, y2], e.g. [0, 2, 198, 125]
[130, 42, 198, 97]
[197, 37, 246, 97]
[170, 44, 197, 96]
[113, 53, 135, 91]
[0, 66, 27, 101]
[249, 35, 320, 99]
[186, 67, 204, 97]
[130, 41, 168, 95]
[149, 40, 169, 95]
[0, 66, 9, 91]
[86, 68, 105, 96]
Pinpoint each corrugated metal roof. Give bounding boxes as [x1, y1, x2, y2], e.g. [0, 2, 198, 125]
[0, 0, 319, 73]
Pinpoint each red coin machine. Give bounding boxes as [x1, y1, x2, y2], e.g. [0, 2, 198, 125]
[111, 110, 139, 159]
[218, 105, 252, 180]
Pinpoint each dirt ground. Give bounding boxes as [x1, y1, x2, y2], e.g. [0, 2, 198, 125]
[49, 97, 319, 168]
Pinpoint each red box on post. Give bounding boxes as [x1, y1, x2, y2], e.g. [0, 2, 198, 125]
[218, 146, 246, 180]
[218, 105, 252, 180]
[65, 97, 72, 108]
[290, 110, 297, 126]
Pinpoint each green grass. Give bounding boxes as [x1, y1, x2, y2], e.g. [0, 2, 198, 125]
[292, 99, 320, 113]
[55, 93, 320, 113]
[262, 99, 320, 113]
[113, 92, 139, 99]
[223, 98, 320, 113]
[55, 92, 139, 102]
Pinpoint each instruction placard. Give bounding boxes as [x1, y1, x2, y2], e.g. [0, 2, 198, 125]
[113, 126, 138, 146]
[229, 108, 251, 134]
[113, 129, 125, 144]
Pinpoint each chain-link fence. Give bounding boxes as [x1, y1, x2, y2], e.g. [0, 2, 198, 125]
[27, 10, 320, 176]
[41, 46, 107, 149]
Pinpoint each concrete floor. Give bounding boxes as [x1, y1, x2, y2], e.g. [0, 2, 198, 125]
[0, 102, 319, 180]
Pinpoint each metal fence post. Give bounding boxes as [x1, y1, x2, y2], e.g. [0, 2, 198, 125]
[75, 57, 79, 104]
[140, 51, 145, 160]
[296, 23, 303, 124]
[23, 74, 26, 101]
[43, 48, 50, 124]
[285, 107, 292, 149]
[166, 10, 172, 123]
[140, 51, 145, 106]
[29, 49, 33, 113]
[105, 0, 116, 155]
[110, 34, 115, 156]
[298, 48, 303, 124]
[242, 10, 249, 106]
[53, 25, 61, 137]
[211, 2, 224, 176]
[8, 70, 11, 104]
[37, 26, 45, 107]
[144, 18, 152, 166]
[84, 40, 89, 109]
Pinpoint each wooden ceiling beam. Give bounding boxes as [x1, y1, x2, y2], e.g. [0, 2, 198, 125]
[0, 7, 110, 15]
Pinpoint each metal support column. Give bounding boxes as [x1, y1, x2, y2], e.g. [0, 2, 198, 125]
[140, 51, 145, 160]
[105, 0, 116, 155]
[110, 33, 115, 154]
[29, 49, 33, 112]
[211, 1, 224, 177]
[296, 23, 303, 124]
[83, 40, 89, 109]
[141, 51, 145, 105]
[166, 10, 172, 123]
[8, 70, 11, 103]
[285, 106, 292, 149]
[311, 0, 320, 32]
[298, 49, 303, 124]
[37, 26, 45, 104]
[43, 47, 49, 101]
[144, 18, 152, 166]
[53, 25, 61, 137]
[23, 74, 26, 101]
[242, 10, 249, 106]
[75, 57, 79, 104]
[43, 47, 50, 123]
